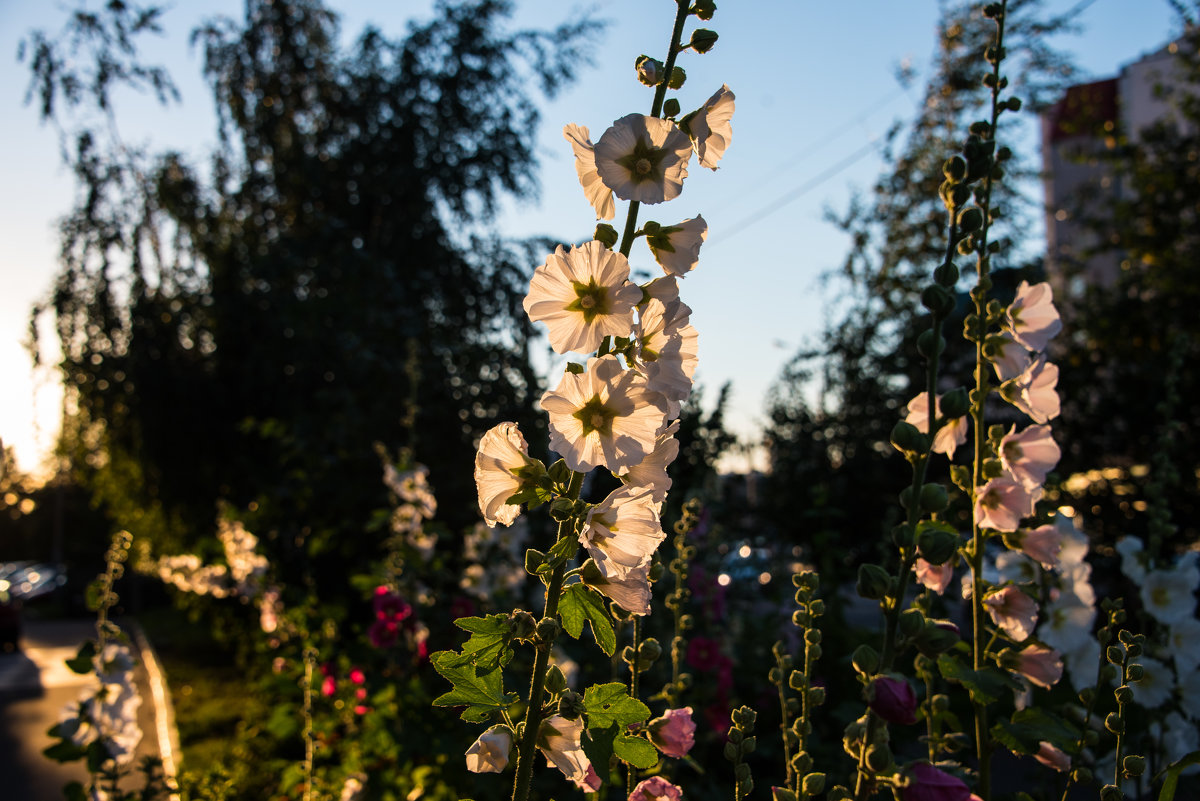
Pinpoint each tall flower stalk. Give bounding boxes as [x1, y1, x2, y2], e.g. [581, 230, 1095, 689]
[431, 3, 732, 800]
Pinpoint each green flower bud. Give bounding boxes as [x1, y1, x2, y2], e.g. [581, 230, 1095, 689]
[828, 787, 852, 801]
[635, 55, 664, 87]
[663, 97, 681, 118]
[899, 609, 926, 637]
[805, 629, 822, 644]
[856, 563, 891, 601]
[1104, 712, 1124, 735]
[892, 523, 915, 548]
[1006, 96, 1023, 112]
[1083, 729, 1099, 747]
[648, 561, 664, 582]
[740, 735, 757, 754]
[915, 621, 960, 657]
[1099, 784, 1123, 801]
[940, 387, 969, 419]
[731, 705, 757, 729]
[668, 66, 687, 89]
[917, 524, 958, 565]
[558, 689, 585, 719]
[1126, 663, 1144, 682]
[639, 637, 662, 663]
[536, 616, 561, 643]
[1122, 755, 1145, 778]
[851, 644, 880, 675]
[802, 773, 826, 796]
[957, 206, 984, 233]
[544, 664, 567, 694]
[594, 223, 619, 248]
[919, 483, 950, 514]
[524, 549, 547, 576]
[788, 670, 806, 691]
[791, 750, 813, 775]
[690, 28, 719, 53]
[921, 286, 956, 318]
[807, 686, 826, 706]
[510, 609, 537, 640]
[943, 155, 967, 182]
[1106, 646, 1124, 665]
[1072, 766, 1093, 784]
[1113, 685, 1134, 704]
[865, 743, 893, 772]
[693, 0, 717, 20]
[891, 421, 930, 454]
[934, 261, 959, 287]
[932, 693, 950, 712]
[772, 788, 798, 801]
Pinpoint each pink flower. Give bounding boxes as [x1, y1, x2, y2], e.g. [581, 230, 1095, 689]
[905, 392, 968, 459]
[974, 476, 1036, 532]
[983, 586, 1039, 642]
[1006, 280, 1062, 352]
[1016, 644, 1063, 689]
[1033, 741, 1070, 772]
[869, 675, 918, 725]
[999, 424, 1060, 491]
[368, 619, 400, 649]
[349, 667, 366, 685]
[903, 763, 971, 801]
[1009, 356, 1060, 424]
[989, 331, 1031, 382]
[321, 675, 337, 697]
[575, 764, 602, 792]
[1017, 524, 1062, 569]
[649, 707, 696, 758]
[373, 588, 412, 622]
[915, 558, 954, 595]
[629, 776, 683, 801]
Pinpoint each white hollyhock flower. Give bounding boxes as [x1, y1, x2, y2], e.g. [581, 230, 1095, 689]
[474, 422, 539, 527]
[581, 486, 665, 580]
[583, 559, 652, 616]
[563, 124, 615, 220]
[999, 424, 1060, 491]
[1130, 655, 1173, 709]
[636, 297, 699, 406]
[1140, 567, 1199, 626]
[996, 550, 1038, 585]
[905, 392, 968, 459]
[1167, 617, 1200, 674]
[990, 331, 1032, 381]
[1154, 711, 1200, 772]
[1179, 669, 1200, 720]
[465, 724, 513, 773]
[643, 275, 680, 306]
[537, 714, 593, 785]
[541, 355, 668, 473]
[1055, 513, 1089, 569]
[1008, 355, 1060, 424]
[687, 84, 735, 169]
[524, 241, 643, 355]
[1006, 280, 1062, 352]
[647, 216, 707, 277]
[619, 420, 680, 503]
[1114, 536, 1147, 583]
[594, 114, 692, 204]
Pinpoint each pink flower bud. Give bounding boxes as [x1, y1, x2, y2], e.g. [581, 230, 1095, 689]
[902, 763, 971, 801]
[869, 676, 918, 725]
[649, 707, 696, 758]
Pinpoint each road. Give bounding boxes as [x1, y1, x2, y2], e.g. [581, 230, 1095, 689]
[0, 618, 178, 801]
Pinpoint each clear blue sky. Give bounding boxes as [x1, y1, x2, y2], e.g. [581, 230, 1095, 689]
[0, 0, 1185, 476]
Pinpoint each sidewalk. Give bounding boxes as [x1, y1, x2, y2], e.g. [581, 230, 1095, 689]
[0, 618, 179, 801]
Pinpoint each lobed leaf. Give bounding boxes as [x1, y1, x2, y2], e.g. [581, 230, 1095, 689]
[559, 583, 616, 656]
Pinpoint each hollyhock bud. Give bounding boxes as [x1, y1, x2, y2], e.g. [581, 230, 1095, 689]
[902, 763, 971, 801]
[465, 725, 513, 773]
[649, 707, 696, 758]
[869, 675, 918, 725]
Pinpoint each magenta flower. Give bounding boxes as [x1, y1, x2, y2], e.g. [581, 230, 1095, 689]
[649, 707, 696, 758]
[629, 776, 683, 801]
[368, 619, 400, 649]
[983, 586, 1039, 642]
[373, 587, 412, 622]
[869, 675, 918, 725]
[902, 763, 971, 801]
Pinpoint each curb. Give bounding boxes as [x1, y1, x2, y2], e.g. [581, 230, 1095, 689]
[128, 622, 183, 801]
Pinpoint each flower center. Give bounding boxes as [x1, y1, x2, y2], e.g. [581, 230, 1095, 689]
[635, 157, 652, 175]
[1003, 441, 1023, 462]
[579, 295, 597, 309]
[574, 395, 617, 437]
[590, 412, 606, 430]
[568, 280, 610, 323]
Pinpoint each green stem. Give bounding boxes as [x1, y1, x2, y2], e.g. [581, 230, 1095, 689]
[617, 0, 691, 258]
[511, 470, 585, 801]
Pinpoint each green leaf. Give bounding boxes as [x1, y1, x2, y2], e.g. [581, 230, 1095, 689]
[1158, 749, 1200, 801]
[430, 650, 515, 723]
[65, 640, 96, 675]
[547, 534, 578, 568]
[583, 682, 654, 768]
[937, 653, 1022, 705]
[990, 708, 1081, 755]
[559, 584, 616, 656]
[63, 782, 87, 801]
[451, 615, 515, 670]
[614, 732, 659, 768]
[584, 682, 651, 728]
[85, 739, 109, 773]
[42, 740, 87, 763]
